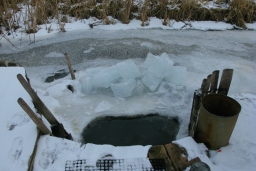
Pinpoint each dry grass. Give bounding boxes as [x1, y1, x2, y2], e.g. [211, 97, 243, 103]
[227, 0, 256, 28]
[0, 0, 255, 33]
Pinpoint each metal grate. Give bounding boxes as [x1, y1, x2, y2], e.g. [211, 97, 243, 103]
[65, 158, 166, 171]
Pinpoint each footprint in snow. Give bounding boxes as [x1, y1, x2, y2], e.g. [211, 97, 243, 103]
[8, 137, 23, 162]
[6, 111, 30, 130]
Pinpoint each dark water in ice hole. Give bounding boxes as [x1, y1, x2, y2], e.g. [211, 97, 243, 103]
[81, 114, 180, 146]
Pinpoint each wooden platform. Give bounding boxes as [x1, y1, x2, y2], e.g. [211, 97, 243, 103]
[148, 143, 200, 171]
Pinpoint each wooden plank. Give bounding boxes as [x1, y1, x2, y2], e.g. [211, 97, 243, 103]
[164, 143, 188, 171]
[17, 74, 59, 125]
[64, 53, 76, 80]
[148, 145, 175, 171]
[200, 78, 207, 97]
[188, 91, 201, 138]
[210, 70, 219, 93]
[203, 74, 212, 96]
[18, 98, 51, 135]
[218, 69, 233, 95]
[27, 129, 41, 171]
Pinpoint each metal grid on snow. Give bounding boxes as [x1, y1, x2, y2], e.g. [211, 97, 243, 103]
[65, 158, 166, 171]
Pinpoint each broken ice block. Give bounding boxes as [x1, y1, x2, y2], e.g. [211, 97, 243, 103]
[144, 53, 174, 78]
[116, 59, 141, 80]
[111, 79, 136, 98]
[85, 67, 104, 77]
[92, 66, 121, 88]
[164, 66, 186, 86]
[142, 71, 162, 91]
[82, 77, 93, 93]
[132, 80, 145, 95]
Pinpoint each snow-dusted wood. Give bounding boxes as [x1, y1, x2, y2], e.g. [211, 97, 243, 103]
[18, 98, 51, 135]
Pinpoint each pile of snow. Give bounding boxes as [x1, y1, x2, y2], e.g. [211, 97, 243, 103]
[81, 53, 186, 97]
[33, 135, 151, 171]
[0, 67, 38, 171]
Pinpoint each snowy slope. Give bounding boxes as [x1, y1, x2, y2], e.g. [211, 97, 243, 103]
[0, 67, 37, 171]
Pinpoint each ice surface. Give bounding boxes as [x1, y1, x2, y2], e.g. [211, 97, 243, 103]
[44, 52, 64, 58]
[85, 67, 104, 77]
[95, 101, 113, 112]
[142, 71, 162, 91]
[144, 53, 174, 78]
[116, 59, 141, 80]
[111, 79, 136, 98]
[83, 47, 95, 54]
[164, 66, 187, 86]
[82, 77, 93, 93]
[92, 66, 121, 88]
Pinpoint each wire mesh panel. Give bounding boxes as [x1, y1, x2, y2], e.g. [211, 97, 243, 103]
[65, 158, 166, 171]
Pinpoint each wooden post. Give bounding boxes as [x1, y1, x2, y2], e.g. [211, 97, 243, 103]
[200, 78, 207, 97]
[188, 91, 201, 138]
[18, 98, 51, 135]
[210, 70, 219, 93]
[64, 53, 76, 80]
[17, 74, 59, 125]
[218, 69, 233, 95]
[203, 74, 212, 96]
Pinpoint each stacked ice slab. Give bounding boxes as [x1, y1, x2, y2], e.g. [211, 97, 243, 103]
[82, 53, 186, 98]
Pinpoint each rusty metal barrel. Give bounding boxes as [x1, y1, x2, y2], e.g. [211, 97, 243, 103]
[195, 94, 241, 150]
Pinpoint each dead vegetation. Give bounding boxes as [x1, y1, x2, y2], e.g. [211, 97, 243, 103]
[0, 0, 255, 33]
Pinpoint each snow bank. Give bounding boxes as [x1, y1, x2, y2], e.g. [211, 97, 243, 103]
[33, 135, 151, 171]
[0, 67, 38, 171]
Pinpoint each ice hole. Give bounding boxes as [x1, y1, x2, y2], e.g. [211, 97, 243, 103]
[81, 114, 180, 146]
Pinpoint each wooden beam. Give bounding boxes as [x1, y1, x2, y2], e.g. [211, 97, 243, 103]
[188, 91, 201, 138]
[164, 143, 188, 171]
[204, 74, 212, 96]
[17, 74, 59, 125]
[64, 53, 76, 80]
[200, 78, 207, 97]
[210, 70, 219, 93]
[218, 69, 233, 95]
[148, 145, 175, 171]
[18, 98, 51, 135]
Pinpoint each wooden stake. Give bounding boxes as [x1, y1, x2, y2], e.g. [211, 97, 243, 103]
[204, 74, 212, 96]
[17, 74, 59, 125]
[200, 78, 207, 97]
[18, 98, 51, 135]
[64, 53, 76, 80]
[188, 91, 201, 138]
[210, 70, 219, 93]
[218, 69, 233, 95]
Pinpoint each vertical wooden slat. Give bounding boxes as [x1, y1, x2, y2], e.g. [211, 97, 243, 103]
[204, 74, 212, 96]
[17, 74, 59, 125]
[18, 98, 51, 135]
[200, 78, 207, 97]
[218, 69, 233, 95]
[188, 91, 201, 138]
[64, 53, 76, 80]
[210, 70, 219, 93]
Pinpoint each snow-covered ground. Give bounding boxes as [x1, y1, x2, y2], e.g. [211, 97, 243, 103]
[0, 21, 256, 171]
